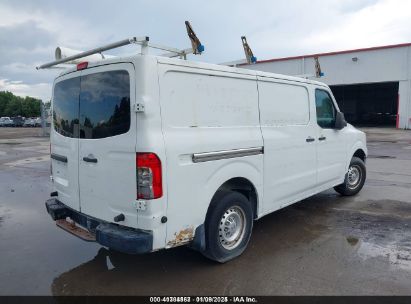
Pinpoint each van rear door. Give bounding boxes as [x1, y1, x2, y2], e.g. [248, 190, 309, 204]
[51, 73, 81, 211]
[78, 63, 137, 226]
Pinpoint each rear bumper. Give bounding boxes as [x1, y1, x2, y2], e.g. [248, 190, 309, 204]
[45, 198, 153, 254]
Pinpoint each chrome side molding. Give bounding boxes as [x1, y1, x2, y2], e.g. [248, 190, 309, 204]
[192, 147, 263, 163]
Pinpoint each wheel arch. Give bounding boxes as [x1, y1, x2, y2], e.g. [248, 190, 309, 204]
[190, 161, 263, 252]
[353, 149, 366, 162]
[209, 177, 259, 220]
[346, 141, 367, 170]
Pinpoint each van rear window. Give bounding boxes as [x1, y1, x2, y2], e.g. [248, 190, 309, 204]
[53, 70, 130, 139]
[79, 71, 130, 139]
[53, 77, 80, 138]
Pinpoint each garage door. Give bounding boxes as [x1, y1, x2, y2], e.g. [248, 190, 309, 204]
[330, 82, 399, 127]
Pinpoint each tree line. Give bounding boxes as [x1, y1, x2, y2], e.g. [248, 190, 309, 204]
[0, 91, 45, 118]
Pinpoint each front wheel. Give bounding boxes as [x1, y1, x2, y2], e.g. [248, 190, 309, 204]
[202, 190, 253, 263]
[334, 156, 366, 196]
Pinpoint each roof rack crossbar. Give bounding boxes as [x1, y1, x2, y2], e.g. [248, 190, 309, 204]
[37, 22, 205, 69]
[36, 36, 149, 69]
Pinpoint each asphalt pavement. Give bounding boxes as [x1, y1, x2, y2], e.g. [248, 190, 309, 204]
[0, 127, 410, 295]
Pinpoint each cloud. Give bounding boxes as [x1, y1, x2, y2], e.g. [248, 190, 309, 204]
[300, 0, 411, 52]
[0, 0, 411, 100]
[0, 79, 51, 100]
[0, 21, 55, 50]
[334, 0, 379, 13]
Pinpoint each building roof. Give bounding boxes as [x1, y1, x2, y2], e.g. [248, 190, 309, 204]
[252, 42, 411, 65]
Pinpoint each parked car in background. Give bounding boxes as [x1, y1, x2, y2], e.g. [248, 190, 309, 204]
[0, 117, 14, 127]
[23, 117, 41, 127]
[23, 118, 35, 127]
[34, 117, 42, 127]
[11, 116, 24, 127]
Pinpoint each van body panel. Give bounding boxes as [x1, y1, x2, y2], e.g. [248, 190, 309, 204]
[313, 87, 350, 188]
[157, 63, 263, 247]
[51, 72, 81, 212]
[50, 133, 80, 211]
[132, 56, 168, 250]
[257, 77, 318, 213]
[346, 134, 368, 170]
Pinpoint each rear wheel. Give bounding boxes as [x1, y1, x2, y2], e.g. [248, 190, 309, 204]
[334, 156, 366, 196]
[202, 190, 253, 263]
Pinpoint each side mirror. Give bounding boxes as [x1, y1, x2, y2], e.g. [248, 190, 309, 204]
[335, 112, 347, 130]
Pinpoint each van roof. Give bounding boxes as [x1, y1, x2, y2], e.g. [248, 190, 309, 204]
[56, 54, 328, 88]
[156, 56, 327, 87]
[56, 55, 138, 78]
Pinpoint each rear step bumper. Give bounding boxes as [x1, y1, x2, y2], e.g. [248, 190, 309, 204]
[45, 198, 153, 254]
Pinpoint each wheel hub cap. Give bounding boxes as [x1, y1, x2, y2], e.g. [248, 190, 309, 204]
[347, 165, 361, 189]
[219, 206, 246, 250]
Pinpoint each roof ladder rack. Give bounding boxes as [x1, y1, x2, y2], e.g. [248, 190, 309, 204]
[314, 56, 324, 78]
[37, 22, 205, 69]
[241, 36, 257, 64]
[186, 21, 204, 55]
[159, 21, 204, 59]
[36, 37, 148, 69]
[296, 56, 325, 79]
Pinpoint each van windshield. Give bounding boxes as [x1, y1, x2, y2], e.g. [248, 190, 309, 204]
[53, 70, 130, 139]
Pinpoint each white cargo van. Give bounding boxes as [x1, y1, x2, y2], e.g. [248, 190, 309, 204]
[44, 48, 367, 262]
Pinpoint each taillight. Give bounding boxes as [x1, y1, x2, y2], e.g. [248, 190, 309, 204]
[136, 153, 162, 199]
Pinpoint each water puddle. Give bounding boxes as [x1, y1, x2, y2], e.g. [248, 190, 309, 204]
[0, 142, 21, 145]
[346, 236, 359, 246]
[368, 155, 396, 159]
[357, 241, 411, 271]
[4, 155, 50, 167]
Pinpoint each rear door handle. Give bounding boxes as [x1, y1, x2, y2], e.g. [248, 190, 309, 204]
[319, 136, 327, 141]
[51, 153, 68, 163]
[83, 155, 98, 163]
[306, 137, 315, 143]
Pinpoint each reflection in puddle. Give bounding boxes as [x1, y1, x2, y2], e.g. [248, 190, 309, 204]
[346, 236, 359, 246]
[50, 247, 212, 296]
[106, 256, 115, 270]
[357, 241, 411, 271]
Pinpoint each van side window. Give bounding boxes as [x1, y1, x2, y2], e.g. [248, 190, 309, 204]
[315, 89, 336, 129]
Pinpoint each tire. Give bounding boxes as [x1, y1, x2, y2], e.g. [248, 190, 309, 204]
[202, 190, 253, 263]
[334, 156, 366, 196]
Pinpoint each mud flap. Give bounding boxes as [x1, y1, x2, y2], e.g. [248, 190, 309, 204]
[188, 224, 206, 252]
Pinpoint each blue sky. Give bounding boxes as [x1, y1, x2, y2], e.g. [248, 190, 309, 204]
[0, 0, 410, 101]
